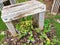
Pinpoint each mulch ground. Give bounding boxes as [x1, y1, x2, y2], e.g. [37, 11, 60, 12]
[3, 26, 56, 45]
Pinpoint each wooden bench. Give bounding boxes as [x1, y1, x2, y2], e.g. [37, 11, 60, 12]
[1, 1, 46, 37]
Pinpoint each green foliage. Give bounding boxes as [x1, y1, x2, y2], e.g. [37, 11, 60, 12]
[50, 36, 59, 45]
[0, 0, 59, 45]
[15, 15, 59, 45]
[16, 0, 27, 3]
[44, 14, 60, 45]
[44, 19, 51, 33]
[45, 13, 60, 36]
[28, 31, 35, 42]
[55, 14, 60, 19]
[0, 34, 5, 42]
[0, 11, 7, 30]
[39, 0, 43, 2]
[16, 16, 32, 38]
[16, 20, 32, 38]
[0, 31, 6, 44]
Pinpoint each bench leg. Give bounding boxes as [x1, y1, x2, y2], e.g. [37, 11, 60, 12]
[5, 21, 17, 37]
[39, 12, 45, 30]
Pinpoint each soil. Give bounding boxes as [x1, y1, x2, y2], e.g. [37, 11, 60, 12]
[2, 26, 56, 45]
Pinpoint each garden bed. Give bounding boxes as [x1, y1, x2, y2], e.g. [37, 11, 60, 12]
[0, 0, 60, 45]
[0, 16, 59, 45]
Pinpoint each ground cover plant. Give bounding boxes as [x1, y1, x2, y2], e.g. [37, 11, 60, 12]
[0, 15, 58, 45]
[0, 0, 60, 45]
[0, 11, 7, 44]
[0, 11, 7, 30]
[0, 12, 59, 45]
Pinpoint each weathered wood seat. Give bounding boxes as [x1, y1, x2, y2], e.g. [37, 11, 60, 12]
[2, 1, 46, 22]
[1, 1, 46, 36]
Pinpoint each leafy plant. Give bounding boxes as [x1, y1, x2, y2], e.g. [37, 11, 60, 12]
[44, 19, 51, 33]
[0, 11, 7, 30]
[51, 36, 59, 45]
[16, 16, 32, 38]
[28, 31, 35, 42]
[0, 31, 6, 45]
[24, 43, 26, 45]
[15, 15, 59, 45]
[28, 35, 35, 42]
[34, 28, 41, 33]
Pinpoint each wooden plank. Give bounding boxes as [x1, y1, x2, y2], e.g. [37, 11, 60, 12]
[51, 0, 60, 15]
[2, 1, 45, 15]
[3, 3, 42, 15]
[2, 7, 45, 22]
[13, 8, 45, 19]
[3, 1, 34, 9]
[2, 1, 46, 22]
[39, 12, 45, 30]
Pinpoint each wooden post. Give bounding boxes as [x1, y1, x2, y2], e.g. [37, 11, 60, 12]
[32, 0, 45, 30]
[5, 21, 17, 37]
[33, 12, 45, 30]
[39, 12, 44, 30]
[43, 0, 53, 11]
[51, 0, 60, 15]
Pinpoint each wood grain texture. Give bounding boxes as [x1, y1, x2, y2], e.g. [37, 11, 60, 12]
[5, 21, 17, 37]
[2, 1, 46, 22]
[1, 1, 46, 36]
[51, 0, 60, 15]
